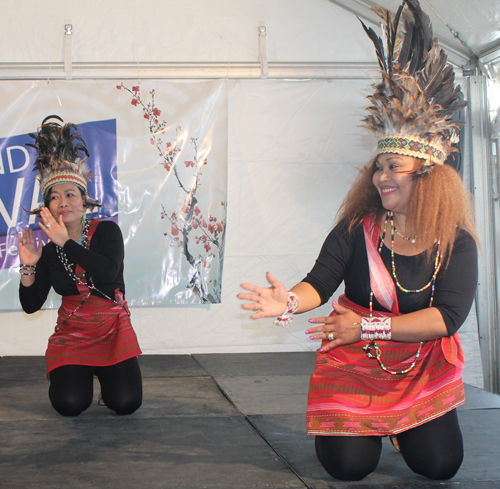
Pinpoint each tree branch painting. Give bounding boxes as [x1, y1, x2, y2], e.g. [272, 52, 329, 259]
[118, 83, 226, 303]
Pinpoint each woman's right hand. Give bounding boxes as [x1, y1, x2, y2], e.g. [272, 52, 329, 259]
[18, 227, 42, 266]
[237, 272, 289, 319]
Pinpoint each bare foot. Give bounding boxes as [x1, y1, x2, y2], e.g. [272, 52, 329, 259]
[98, 392, 106, 406]
[390, 435, 401, 452]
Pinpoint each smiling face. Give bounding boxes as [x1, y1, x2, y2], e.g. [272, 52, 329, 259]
[47, 183, 86, 227]
[372, 154, 419, 215]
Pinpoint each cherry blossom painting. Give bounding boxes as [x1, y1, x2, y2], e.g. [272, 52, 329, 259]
[117, 81, 227, 304]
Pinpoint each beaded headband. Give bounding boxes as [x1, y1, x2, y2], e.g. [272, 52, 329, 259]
[361, 0, 467, 166]
[41, 170, 88, 198]
[377, 135, 447, 166]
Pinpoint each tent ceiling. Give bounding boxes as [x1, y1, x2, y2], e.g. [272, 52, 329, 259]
[329, 0, 500, 70]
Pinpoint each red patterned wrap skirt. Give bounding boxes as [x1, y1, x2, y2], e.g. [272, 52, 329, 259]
[306, 295, 465, 436]
[46, 295, 142, 377]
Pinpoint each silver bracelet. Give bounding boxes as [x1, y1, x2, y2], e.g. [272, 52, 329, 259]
[274, 292, 299, 327]
[360, 316, 392, 341]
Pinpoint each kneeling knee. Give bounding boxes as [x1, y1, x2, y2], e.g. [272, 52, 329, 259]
[415, 461, 462, 481]
[323, 464, 375, 482]
[108, 395, 142, 416]
[50, 397, 91, 417]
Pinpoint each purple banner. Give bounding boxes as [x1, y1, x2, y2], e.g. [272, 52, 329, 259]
[0, 118, 118, 270]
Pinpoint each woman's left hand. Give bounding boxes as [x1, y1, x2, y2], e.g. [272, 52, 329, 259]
[39, 207, 70, 248]
[306, 301, 362, 352]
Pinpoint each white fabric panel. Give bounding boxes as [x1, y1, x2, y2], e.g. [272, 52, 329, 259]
[0, 0, 374, 64]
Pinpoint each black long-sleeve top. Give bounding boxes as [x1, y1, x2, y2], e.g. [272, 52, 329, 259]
[20, 220, 126, 314]
[302, 221, 478, 336]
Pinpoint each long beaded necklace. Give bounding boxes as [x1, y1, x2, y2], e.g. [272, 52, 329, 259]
[56, 219, 130, 328]
[363, 211, 441, 375]
[389, 211, 442, 294]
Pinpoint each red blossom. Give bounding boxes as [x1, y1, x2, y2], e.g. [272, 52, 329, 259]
[194, 206, 201, 216]
[150, 138, 155, 146]
[153, 108, 161, 117]
[182, 204, 189, 213]
[208, 224, 214, 233]
[164, 163, 171, 171]
[132, 86, 140, 92]
[171, 213, 177, 219]
[202, 219, 207, 228]
[217, 223, 222, 233]
[166, 142, 173, 155]
[144, 113, 150, 120]
[131, 99, 139, 106]
[192, 221, 199, 229]
[171, 225, 179, 236]
[116, 85, 122, 90]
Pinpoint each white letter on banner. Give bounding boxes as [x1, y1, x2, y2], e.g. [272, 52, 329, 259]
[28, 179, 41, 225]
[0, 151, 4, 174]
[7, 146, 30, 173]
[0, 177, 24, 228]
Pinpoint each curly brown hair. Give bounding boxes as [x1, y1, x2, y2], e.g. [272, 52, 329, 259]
[336, 157, 477, 265]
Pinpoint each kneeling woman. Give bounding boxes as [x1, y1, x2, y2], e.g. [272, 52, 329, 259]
[19, 116, 142, 417]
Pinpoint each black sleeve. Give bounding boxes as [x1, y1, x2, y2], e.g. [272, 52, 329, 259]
[63, 220, 124, 284]
[19, 251, 52, 314]
[433, 231, 478, 336]
[302, 221, 357, 305]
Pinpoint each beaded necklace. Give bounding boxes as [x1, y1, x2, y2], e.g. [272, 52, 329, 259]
[394, 226, 417, 244]
[363, 211, 441, 375]
[56, 219, 130, 328]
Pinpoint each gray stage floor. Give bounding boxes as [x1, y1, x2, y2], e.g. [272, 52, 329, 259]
[1, 352, 500, 489]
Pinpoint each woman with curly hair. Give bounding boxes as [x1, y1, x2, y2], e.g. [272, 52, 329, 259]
[238, 0, 478, 481]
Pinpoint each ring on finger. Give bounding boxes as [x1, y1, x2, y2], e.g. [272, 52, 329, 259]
[327, 333, 335, 341]
[255, 303, 261, 312]
[45, 223, 52, 229]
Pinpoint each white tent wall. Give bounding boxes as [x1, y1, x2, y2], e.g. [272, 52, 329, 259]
[0, 0, 483, 387]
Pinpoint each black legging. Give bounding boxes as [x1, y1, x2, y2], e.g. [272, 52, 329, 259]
[315, 409, 463, 481]
[49, 357, 142, 417]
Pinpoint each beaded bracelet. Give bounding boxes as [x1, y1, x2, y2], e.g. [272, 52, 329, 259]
[274, 292, 299, 327]
[19, 264, 36, 276]
[360, 316, 392, 341]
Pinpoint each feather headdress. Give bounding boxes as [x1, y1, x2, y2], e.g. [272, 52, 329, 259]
[361, 0, 467, 166]
[26, 115, 101, 212]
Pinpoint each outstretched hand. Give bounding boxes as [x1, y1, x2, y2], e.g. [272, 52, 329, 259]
[237, 272, 289, 319]
[306, 301, 362, 352]
[18, 227, 42, 266]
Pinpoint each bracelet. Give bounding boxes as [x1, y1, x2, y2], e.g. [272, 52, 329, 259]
[274, 292, 299, 327]
[19, 264, 36, 276]
[360, 316, 392, 341]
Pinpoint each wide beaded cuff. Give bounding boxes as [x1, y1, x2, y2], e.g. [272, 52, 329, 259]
[360, 316, 392, 341]
[274, 292, 299, 327]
